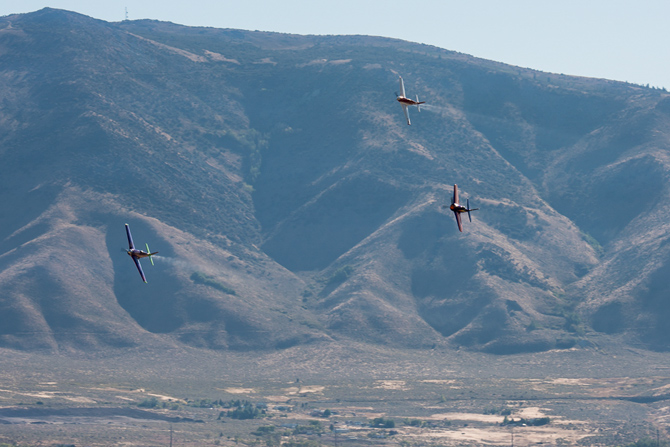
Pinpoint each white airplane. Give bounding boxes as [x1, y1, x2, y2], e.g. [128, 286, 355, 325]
[396, 76, 425, 125]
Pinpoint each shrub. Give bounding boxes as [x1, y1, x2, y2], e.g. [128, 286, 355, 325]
[292, 421, 324, 435]
[138, 397, 159, 408]
[219, 399, 266, 420]
[191, 272, 236, 295]
[228, 404, 263, 420]
[484, 407, 512, 416]
[252, 425, 276, 436]
[625, 438, 669, 447]
[502, 416, 550, 426]
[371, 417, 395, 428]
[403, 418, 424, 427]
[325, 265, 354, 286]
[282, 441, 321, 447]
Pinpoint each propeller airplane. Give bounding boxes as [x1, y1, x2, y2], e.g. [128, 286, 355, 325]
[125, 223, 158, 283]
[442, 184, 479, 232]
[396, 76, 425, 125]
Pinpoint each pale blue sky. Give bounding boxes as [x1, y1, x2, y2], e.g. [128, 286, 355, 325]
[2, 0, 669, 88]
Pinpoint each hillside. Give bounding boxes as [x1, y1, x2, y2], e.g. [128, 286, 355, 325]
[0, 8, 669, 354]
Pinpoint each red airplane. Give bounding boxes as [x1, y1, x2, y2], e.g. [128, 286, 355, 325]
[396, 76, 425, 125]
[443, 184, 479, 232]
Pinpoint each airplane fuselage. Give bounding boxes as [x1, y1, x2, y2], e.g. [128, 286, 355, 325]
[450, 203, 467, 213]
[127, 249, 152, 259]
[397, 96, 423, 106]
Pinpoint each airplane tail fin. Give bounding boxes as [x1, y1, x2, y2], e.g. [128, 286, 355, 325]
[416, 95, 421, 112]
[146, 243, 155, 266]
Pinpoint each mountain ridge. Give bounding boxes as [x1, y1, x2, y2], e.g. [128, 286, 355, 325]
[1, 8, 669, 354]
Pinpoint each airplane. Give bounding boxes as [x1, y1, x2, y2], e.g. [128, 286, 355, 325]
[125, 223, 158, 283]
[396, 76, 425, 125]
[442, 184, 479, 232]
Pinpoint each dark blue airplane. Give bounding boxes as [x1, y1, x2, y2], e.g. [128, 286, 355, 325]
[125, 224, 158, 283]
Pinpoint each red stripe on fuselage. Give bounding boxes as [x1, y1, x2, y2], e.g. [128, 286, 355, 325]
[397, 97, 421, 106]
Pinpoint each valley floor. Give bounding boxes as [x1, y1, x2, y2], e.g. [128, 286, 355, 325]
[0, 339, 668, 446]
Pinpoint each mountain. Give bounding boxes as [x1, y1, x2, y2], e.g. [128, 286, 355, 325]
[0, 8, 669, 354]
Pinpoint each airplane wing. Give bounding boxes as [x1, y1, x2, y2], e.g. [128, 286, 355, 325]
[125, 224, 135, 250]
[133, 256, 147, 283]
[402, 104, 411, 125]
[452, 184, 459, 206]
[399, 76, 406, 98]
[454, 211, 463, 232]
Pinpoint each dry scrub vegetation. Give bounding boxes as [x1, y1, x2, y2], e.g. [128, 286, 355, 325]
[0, 343, 669, 446]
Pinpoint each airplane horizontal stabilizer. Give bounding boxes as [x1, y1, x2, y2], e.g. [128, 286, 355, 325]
[146, 243, 155, 266]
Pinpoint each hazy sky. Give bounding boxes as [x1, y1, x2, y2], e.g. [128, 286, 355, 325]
[2, 0, 669, 88]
